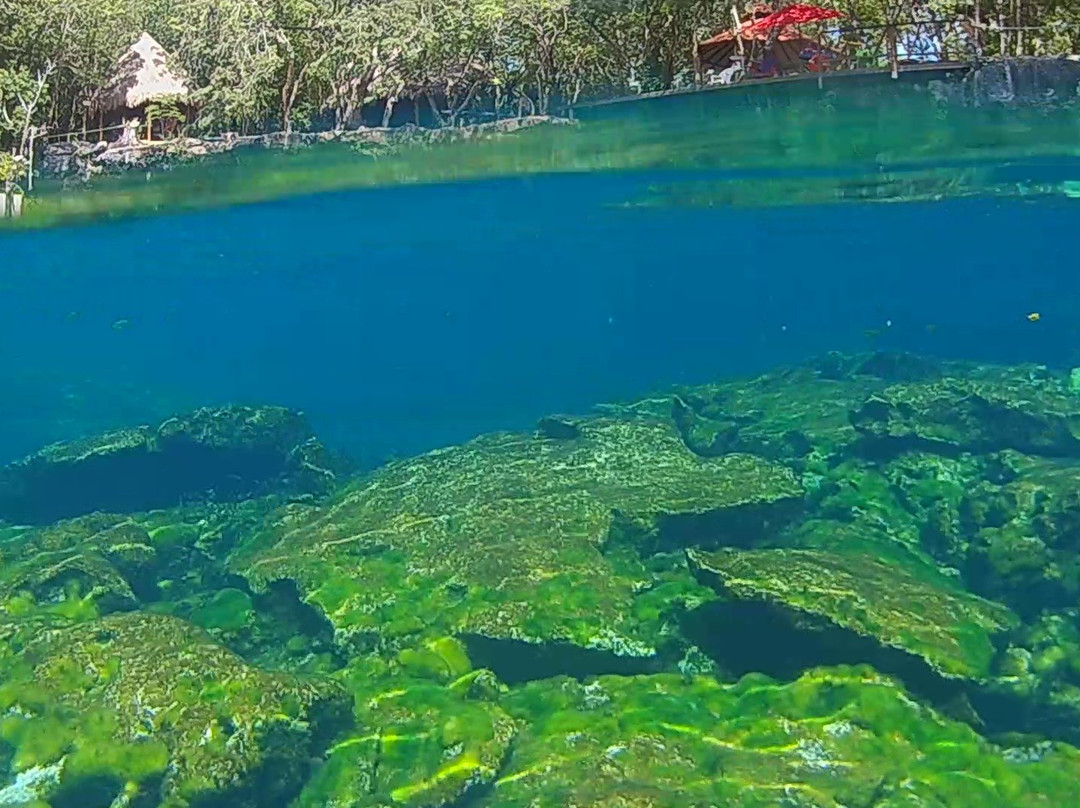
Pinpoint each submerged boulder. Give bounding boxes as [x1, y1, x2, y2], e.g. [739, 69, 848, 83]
[652, 367, 880, 463]
[231, 417, 801, 672]
[612, 352, 946, 466]
[961, 454, 1080, 614]
[849, 366, 1080, 456]
[298, 652, 516, 808]
[687, 547, 1017, 683]
[0, 405, 340, 525]
[491, 666, 1080, 807]
[0, 611, 350, 807]
[0, 501, 278, 616]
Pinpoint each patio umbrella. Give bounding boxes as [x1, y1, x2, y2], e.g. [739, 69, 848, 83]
[746, 4, 843, 35]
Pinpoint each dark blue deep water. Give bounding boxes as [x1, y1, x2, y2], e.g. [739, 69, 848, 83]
[0, 173, 1075, 467]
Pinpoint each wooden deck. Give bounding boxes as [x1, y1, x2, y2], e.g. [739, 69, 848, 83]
[572, 61, 972, 113]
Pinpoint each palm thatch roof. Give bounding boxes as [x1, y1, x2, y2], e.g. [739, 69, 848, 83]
[98, 33, 189, 113]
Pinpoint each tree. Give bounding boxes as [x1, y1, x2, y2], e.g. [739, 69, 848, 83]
[324, 0, 414, 129]
[0, 64, 51, 179]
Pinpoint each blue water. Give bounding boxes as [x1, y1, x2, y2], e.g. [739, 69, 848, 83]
[0, 171, 1075, 467]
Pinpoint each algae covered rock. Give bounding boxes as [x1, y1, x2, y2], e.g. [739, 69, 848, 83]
[687, 547, 1017, 681]
[0, 405, 340, 525]
[0, 509, 235, 619]
[850, 366, 1080, 455]
[613, 352, 943, 467]
[960, 455, 1080, 613]
[0, 611, 350, 807]
[490, 665, 1080, 807]
[0, 513, 151, 619]
[298, 652, 515, 808]
[625, 367, 880, 464]
[232, 417, 799, 669]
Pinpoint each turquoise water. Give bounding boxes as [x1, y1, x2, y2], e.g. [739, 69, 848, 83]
[5, 78, 1080, 807]
[2, 179, 1076, 466]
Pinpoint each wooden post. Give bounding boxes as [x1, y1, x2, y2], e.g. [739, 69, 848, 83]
[731, 6, 746, 61]
[146, 114, 152, 142]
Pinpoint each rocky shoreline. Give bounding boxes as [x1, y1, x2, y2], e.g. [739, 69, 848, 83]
[41, 115, 573, 181]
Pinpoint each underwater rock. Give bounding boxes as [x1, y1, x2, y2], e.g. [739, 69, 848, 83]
[0, 514, 152, 619]
[0, 405, 340, 525]
[0, 611, 350, 808]
[0, 511, 210, 619]
[961, 454, 1080, 614]
[656, 367, 882, 463]
[849, 367, 1080, 457]
[230, 417, 799, 672]
[805, 451, 985, 564]
[978, 610, 1080, 744]
[490, 666, 1080, 807]
[620, 357, 1080, 470]
[0, 500, 347, 674]
[814, 349, 944, 383]
[687, 547, 1017, 683]
[535, 415, 581, 440]
[297, 654, 516, 808]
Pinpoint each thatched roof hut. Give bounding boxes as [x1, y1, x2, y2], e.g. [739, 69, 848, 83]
[99, 33, 189, 115]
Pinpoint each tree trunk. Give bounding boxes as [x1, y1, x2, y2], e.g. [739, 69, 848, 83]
[692, 35, 702, 86]
[1014, 0, 1023, 55]
[426, 93, 447, 127]
[382, 94, 398, 128]
[886, 26, 899, 78]
[282, 60, 296, 142]
[973, 0, 983, 60]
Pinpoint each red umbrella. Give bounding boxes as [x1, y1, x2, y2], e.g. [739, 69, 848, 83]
[746, 4, 843, 35]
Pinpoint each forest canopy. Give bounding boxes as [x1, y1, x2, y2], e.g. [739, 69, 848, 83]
[1, 0, 1077, 155]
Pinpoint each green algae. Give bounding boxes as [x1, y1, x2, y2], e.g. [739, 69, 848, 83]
[189, 588, 256, 633]
[398, 637, 473, 682]
[614, 365, 880, 466]
[0, 405, 339, 526]
[0, 612, 350, 807]
[296, 658, 515, 808]
[688, 547, 1017, 680]
[492, 665, 1080, 807]
[231, 417, 800, 660]
[960, 455, 1080, 613]
[849, 365, 1080, 455]
[4, 352, 1080, 804]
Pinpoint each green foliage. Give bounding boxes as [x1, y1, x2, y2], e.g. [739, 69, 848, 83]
[145, 95, 185, 138]
[2, 0, 1067, 144]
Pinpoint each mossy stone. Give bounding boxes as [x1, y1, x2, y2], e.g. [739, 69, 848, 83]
[491, 666, 1080, 807]
[0, 612, 350, 807]
[232, 417, 800, 660]
[188, 587, 254, 633]
[688, 547, 1017, 680]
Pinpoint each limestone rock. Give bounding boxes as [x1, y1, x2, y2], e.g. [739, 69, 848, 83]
[0, 405, 340, 524]
[231, 417, 801, 667]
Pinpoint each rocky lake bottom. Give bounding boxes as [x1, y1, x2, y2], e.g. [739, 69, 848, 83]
[3, 350, 1080, 806]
